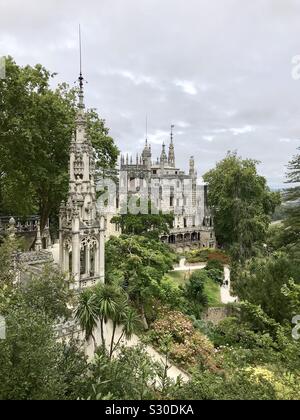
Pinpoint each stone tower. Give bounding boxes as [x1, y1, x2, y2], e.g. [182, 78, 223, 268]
[141, 139, 152, 169]
[59, 72, 105, 289]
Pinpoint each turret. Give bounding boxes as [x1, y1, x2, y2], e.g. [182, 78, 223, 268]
[160, 142, 168, 166]
[142, 139, 152, 169]
[189, 156, 195, 176]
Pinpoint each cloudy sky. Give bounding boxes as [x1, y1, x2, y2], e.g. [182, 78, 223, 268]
[1, 0, 300, 188]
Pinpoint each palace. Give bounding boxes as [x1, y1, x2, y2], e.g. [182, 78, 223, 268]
[119, 127, 216, 252]
[1, 78, 216, 287]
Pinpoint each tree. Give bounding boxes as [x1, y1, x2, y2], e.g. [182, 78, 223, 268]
[21, 265, 74, 321]
[203, 152, 280, 261]
[87, 345, 163, 400]
[95, 283, 120, 350]
[282, 147, 300, 247]
[111, 200, 174, 240]
[0, 286, 89, 400]
[183, 270, 208, 307]
[75, 288, 99, 351]
[105, 235, 177, 329]
[75, 283, 139, 357]
[0, 57, 119, 231]
[232, 252, 300, 323]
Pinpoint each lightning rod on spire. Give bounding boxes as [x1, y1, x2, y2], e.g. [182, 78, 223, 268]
[78, 24, 85, 108]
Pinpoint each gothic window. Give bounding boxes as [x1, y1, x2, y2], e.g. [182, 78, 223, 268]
[80, 246, 86, 275]
[170, 186, 174, 207]
[90, 248, 95, 277]
[129, 177, 136, 190]
[69, 251, 72, 273]
[159, 186, 163, 200]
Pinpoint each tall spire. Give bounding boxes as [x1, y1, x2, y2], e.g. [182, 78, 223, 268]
[168, 124, 175, 167]
[78, 24, 85, 109]
[160, 142, 168, 166]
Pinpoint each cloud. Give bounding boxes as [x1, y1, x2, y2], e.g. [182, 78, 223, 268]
[1, 0, 299, 187]
[174, 79, 198, 95]
[203, 135, 215, 142]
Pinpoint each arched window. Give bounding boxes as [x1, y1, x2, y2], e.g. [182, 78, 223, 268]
[80, 246, 86, 275]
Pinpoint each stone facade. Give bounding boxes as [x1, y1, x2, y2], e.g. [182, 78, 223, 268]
[58, 78, 105, 289]
[119, 129, 216, 251]
[0, 215, 51, 250]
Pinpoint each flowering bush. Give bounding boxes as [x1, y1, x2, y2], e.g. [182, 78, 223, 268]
[185, 248, 229, 265]
[148, 308, 219, 371]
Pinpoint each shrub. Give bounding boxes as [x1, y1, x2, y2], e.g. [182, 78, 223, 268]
[147, 309, 218, 371]
[206, 268, 224, 285]
[205, 259, 224, 271]
[185, 248, 229, 265]
[183, 270, 209, 306]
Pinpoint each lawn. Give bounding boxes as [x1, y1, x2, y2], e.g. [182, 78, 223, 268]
[167, 269, 222, 307]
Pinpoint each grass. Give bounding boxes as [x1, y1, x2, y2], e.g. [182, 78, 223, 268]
[167, 269, 222, 307]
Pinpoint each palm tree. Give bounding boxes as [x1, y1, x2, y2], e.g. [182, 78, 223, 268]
[111, 307, 140, 355]
[95, 284, 120, 350]
[109, 297, 128, 358]
[75, 288, 99, 351]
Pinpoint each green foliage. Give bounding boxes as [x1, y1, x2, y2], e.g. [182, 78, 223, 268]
[185, 247, 229, 264]
[147, 308, 218, 371]
[0, 57, 118, 230]
[87, 345, 165, 400]
[212, 316, 276, 350]
[203, 152, 280, 261]
[281, 280, 300, 315]
[75, 283, 140, 356]
[0, 236, 19, 286]
[282, 147, 300, 247]
[105, 235, 177, 328]
[174, 369, 276, 400]
[111, 200, 174, 240]
[21, 265, 74, 321]
[181, 270, 209, 316]
[205, 268, 224, 285]
[232, 252, 300, 323]
[0, 289, 88, 400]
[205, 259, 224, 271]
